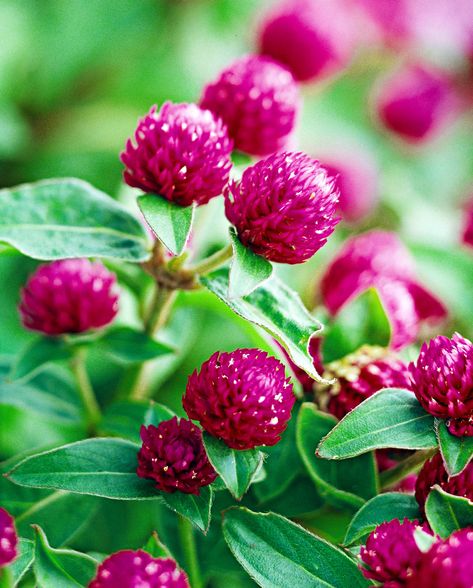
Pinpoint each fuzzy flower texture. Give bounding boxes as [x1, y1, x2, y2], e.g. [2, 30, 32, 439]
[19, 259, 119, 336]
[121, 101, 233, 206]
[89, 550, 189, 588]
[225, 151, 339, 264]
[183, 349, 295, 450]
[137, 417, 216, 495]
[0, 508, 17, 568]
[410, 334, 473, 437]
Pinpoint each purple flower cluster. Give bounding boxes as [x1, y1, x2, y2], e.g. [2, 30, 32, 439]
[0, 508, 17, 568]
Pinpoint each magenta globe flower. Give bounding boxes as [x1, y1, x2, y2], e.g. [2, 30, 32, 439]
[89, 551, 189, 588]
[0, 508, 17, 568]
[121, 102, 233, 207]
[410, 333, 473, 437]
[183, 349, 295, 450]
[225, 151, 339, 264]
[19, 259, 119, 336]
[415, 452, 473, 512]
[374, 62, 461, 144]
[137, 417, 216, 495]
[258, 0, 356, 83]
[200, 55, 299, 156]
[360, 518, 432, 587]
[408, 528, 473, 588]
[462, 197, 473, 248]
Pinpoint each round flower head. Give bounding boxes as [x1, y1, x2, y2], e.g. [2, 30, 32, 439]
[318, 346, 413, 420]
[0, 508, 17, 568]
[137, 417, 216, 495]
[200, 55, 299, 156]
[258, 0, 357, 82]
[89, 550, 189, 588]
[410, 333, 473, 436]
[225, 151, 339, 264]
[121, 102, 233, 206]
[374, 62, 461, 144]
[462, 198, 473, 248]
[19, 259, 119, 336]
[183, 349, 295, 450]
[407, 528, 473, 588]
[359, 518, 432, 587]
[415, 452, 473, 512]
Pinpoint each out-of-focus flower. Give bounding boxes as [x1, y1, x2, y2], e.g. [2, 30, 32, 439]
[200, 55, 300, 156]
[0, 508, 17, 568]
[137, 417, 216, 495]
[258, 0, 357, 83]
[121, 102, 233, 206]
[359, 518, 432, 587]
[462, 198, 473, 248]
[320, 231, 447, 349]
[374, 62, 461, 144]
[355, 0, 411, 46]
[410, 333, 473, 437]
[19, 259, 119, 336]
[415, 452, 473, 512]
[225, 151, 339, 264]
[89, 550, 189, 588]
[183, 349, 295, 450]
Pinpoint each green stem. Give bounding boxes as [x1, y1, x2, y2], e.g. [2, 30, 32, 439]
[177, 515, 202, 588]
[190, 243, 233, 276]
[70, 347, 101, 434]
[380, 448, 436, 490]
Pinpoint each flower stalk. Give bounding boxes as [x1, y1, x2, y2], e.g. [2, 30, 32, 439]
[70, 347, 101, 434]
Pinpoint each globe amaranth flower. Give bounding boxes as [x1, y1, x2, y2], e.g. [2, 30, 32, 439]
[462, 197, 473, 249]
[415, 452, 473, 512]
[407, 528, 473, 588]
[320, 231, 447, 349]
[225, 151, 339, 264]
[89, 550, 189, 588]
[19, 259, 119, 336]
[258, 0, 357, 83]
[121, 102, 233, 206]
[374, 62, 461, 144]
[137, 417, 216, 495]
[200, 55, 299, 156]
[410, 333, 473, 437]
[359, 518, 432, 587]
[183, 349, 295, 450]
[317, 345, 413, 420]
[0, 508, 17, 568]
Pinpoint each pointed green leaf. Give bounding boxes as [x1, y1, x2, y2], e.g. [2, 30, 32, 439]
[317, 388, 437, 459]
[200, 268, 324, 381]
[9, 538, 34, 586]
[414, 528, 437, 553]
[203, 434, 264, 500]
[138, 193, 194, 255]
[296, 403, 378, 510]
[436, 419, 473, 476]
[228, 227, 272, 299]
[11, 338, 72, 380]
[142, 532, 173, 559]
[0, 178, 149, 261]
[223, 508, 370, 588]
[161, 486, 213, 534]
[425, 486, 473, 539]
[97, 326, 175, 363]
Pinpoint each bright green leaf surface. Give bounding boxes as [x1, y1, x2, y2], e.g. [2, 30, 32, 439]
[97, 326, 174, 363]
[436, 419, 473, 476]
[161, 486, 213, 534]
[425, 487, 473, 539]
[9, 538, 34, 586]
[11, 337, 72, 380]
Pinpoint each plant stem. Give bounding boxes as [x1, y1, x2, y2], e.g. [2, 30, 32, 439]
[380, 448, 436, 490]
[190, 243, 233, 276]
[177, 515, 202, 588]
[70, 347, 101, 434]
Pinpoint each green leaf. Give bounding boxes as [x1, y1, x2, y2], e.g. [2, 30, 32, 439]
[97, 326, 175, 363]
[137, 193, 194, 255]
[142, 532, 172, 559]
[9, 538, 34, 586]
[425, 486, 473, 539]
[203, 434, 264, 500]
[414, 528, 437, 553]
[33, 526, 97, 588]
[344, 493, 421, 545]
[223, 508, 370, 588]
[161, 486, 213, 534]
[11, 337, 72, 380]
[317, 388, 437, 459]
[322, 288, 391, 363]
[6, 438, 163, 500]
[0, 178, 149, 261]
[228, 227, 272, 298]
[296, 403, 378, 510]
[201, 268, 324, 381]
[436, 419, 473, 476]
